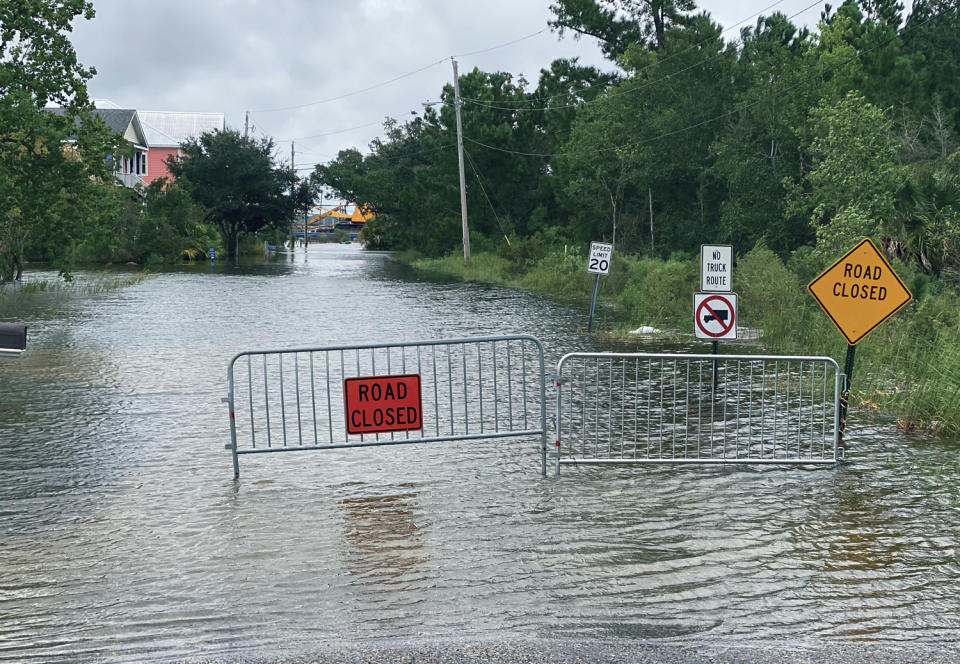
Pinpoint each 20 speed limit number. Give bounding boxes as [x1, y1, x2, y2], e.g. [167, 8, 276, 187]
[587, 242, 612, 275]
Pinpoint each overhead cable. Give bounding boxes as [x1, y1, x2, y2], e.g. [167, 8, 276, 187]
[463, 147, 511, 242]
[251, 25, 562, 115]
[464, 0, 822, 113]
[462, 2, 959, 159]
[453, 28, 550, 58]
[252, 58, 449, 113]
[461, 0, 800, 109]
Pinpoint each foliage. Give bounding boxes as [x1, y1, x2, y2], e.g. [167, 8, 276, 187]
[0, 0, 124, 280]
[548, 0, 696, 57]
[796, 91, 899, 259]
[134, 179, 219, 263]
[167, 130, 296, 260]
[614, 254, 698, 325]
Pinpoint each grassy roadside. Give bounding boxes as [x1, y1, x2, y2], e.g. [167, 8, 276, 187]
[410, 244, 960, 437]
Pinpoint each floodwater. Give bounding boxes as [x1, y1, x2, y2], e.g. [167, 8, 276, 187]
[1, 244, 958, 662]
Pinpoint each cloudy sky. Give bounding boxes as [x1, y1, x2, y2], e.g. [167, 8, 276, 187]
[71, 0, 839, 173]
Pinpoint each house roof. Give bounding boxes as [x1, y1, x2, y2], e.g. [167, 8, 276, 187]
[140, 121, 182, 149]
[45, 107, 148, 148]
[137, 110, 225, 147]
[92, 109, 137, 134]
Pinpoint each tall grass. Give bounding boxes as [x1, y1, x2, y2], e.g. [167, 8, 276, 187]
[408, 244, 960, 435]
[0, 271, 153, 315]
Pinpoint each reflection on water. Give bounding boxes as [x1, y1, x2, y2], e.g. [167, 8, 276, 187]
[1, 244, 959, 660]
[340, 489, 426, 584]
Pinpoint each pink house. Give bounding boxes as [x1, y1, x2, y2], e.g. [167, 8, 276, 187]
[138, 110, 225, 187]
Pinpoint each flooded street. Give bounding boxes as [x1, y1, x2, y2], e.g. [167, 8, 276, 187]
[1, 245, 959, 662]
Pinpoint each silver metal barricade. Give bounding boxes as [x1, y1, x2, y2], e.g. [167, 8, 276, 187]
[226, 335, 548, 477]
[554, 353, 842, 471]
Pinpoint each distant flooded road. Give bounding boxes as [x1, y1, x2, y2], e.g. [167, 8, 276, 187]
[1, 244, 959, 662]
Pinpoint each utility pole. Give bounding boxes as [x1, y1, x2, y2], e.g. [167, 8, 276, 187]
[244, 111, 250, 140]
[292, 142, 305, 255]
[452, 58, 470, 260]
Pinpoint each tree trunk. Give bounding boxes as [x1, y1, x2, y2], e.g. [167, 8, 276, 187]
[607, 188, 617, 250]
[653, 4, 666, 50]
[648, 187, 655, 252]
[224, 229, 238, 261]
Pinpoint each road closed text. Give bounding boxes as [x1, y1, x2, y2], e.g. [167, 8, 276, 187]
[833, 263, 888, 300]
[344, 373, 422, 435]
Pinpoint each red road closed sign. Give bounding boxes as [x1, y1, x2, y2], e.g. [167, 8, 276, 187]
[344, 373, 423, 435]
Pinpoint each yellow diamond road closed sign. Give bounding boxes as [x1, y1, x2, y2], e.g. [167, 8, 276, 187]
[807, 238, 912, 345]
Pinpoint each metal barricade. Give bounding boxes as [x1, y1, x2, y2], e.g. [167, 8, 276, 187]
[226, 335, 548, 477]
[554, 353, 842, 470]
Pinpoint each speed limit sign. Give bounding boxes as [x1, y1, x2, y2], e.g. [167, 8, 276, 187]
[587, 242, 612, 275]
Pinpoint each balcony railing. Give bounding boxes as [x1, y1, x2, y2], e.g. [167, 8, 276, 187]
[115, 172, 144, 189]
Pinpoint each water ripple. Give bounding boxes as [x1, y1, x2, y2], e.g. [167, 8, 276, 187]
[1, 246, 959, 660]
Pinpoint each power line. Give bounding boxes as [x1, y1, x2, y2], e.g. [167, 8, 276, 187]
[463, 0, 822, 114]
[453, 28, 550, 58]
[250, 25, 567, 115]
[460, 0, 802, 110]
[461, 1, 960, 159]
[292, 119, 387, 140]
[252, 58, 449, 113]
[247, 2, 815, 158]
[464, 147, 511, 242]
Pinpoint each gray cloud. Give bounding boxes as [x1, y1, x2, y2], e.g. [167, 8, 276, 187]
[71, 0, 833, 169]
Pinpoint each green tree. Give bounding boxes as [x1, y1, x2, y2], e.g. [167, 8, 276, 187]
[167, 130, 296, 260]
[0, 0, 120, 280]
[556, 13, 736, 255]
[130, 179, 218, 263]
[709, 12, 814, 254]
[290, 174, 321, 240]
[903, 0, 960, 128]
[556, 94, 639, 248]
[790, 91, 900, 258]
[549, 0, 696, 57]
[319, 68, 557, 256]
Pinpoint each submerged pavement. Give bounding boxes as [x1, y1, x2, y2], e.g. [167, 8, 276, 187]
[190, 638, 960, 663]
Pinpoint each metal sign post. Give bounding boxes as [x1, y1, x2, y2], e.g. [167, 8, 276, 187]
[586, 242, 612, 332]
[808, 238, 913, 446]
[587, 273, 601, 332]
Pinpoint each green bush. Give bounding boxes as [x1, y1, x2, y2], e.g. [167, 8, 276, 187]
[518, 246, 595, 299]
[615, 256, 697, 327]
[736, 244, 810, 345]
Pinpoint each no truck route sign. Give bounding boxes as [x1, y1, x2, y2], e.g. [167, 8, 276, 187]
[344, 373, 423, 435]
[807, 238, 912, 345]
[694, 292, 738, 340]
[701, 244, 732, 292]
